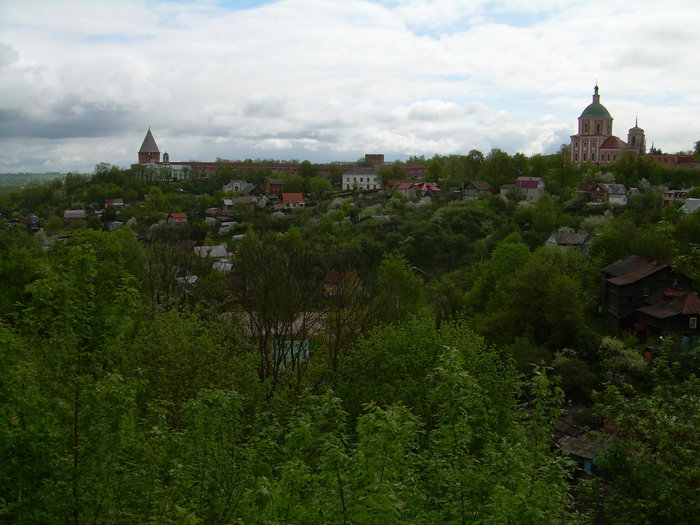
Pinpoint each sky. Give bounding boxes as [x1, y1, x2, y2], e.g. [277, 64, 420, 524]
[1, 0, 699, 174]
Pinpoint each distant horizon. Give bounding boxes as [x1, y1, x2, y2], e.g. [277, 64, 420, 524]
[2, 1, 699, 173]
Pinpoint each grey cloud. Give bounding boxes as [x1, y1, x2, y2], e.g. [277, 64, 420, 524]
[242, 96, 288, 118]
[0, 99, 133, 139]
[0, 42, 19, 68]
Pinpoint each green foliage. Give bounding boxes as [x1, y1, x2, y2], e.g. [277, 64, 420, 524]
[592, 357, 700, 523]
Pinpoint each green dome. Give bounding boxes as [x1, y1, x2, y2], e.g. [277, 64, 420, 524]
[579, 85, 612, 120]
[580, 102, 612, 119]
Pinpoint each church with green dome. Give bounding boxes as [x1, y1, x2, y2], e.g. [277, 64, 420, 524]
[570, 85, 645, 166]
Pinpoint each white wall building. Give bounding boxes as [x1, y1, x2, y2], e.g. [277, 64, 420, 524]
[342, 167, 379, 191]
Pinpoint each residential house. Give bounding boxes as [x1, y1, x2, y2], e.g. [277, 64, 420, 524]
[359, 215, 399, 232]
[266, 178, 284, 195]
[194, 244, 229, 259]
[17, 213, 40, 232]
[601, 254, 693, 332]
[635, 288, 700, 342]
[557, 434, 612, 473]
[662, 189, 689, 207]
[681, 198, 700, 214]
[397, 182, 416, 198]
[545, 232, 592, 254]
[414, 181, 442, 197]
[281, 193, 305, 209]
[223, 180, 264, 197]
[514, 176, 545, 201]
[167, 212, 188, 226]
[500, 177, 545, 201]
[463, 180, 494, 199]
[105, 198, 125, 209]
[582, 182, 628, 205]
[63, 209, 87, 225]
[342, 167, 380, 191]
[323, 270, 360, 295]
[396, 181, 442, 198]
[223, 180, 249, 192]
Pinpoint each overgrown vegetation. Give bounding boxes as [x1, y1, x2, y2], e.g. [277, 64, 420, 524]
[1, 149, 698, 522]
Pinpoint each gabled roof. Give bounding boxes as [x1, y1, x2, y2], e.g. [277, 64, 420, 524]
[344, 167, 376, 176]
[169, 212, 188, 219]
[682, 198, 700, 214]
[63, 209, 86, 219]
[466, 180, 494, 191]
[638, 289, 700, 318]
[600, 136, 627, 150]
[548, 232, 591, 246]
[603, 255, 670, 285]
[397, 182, 414, 190]
[514, 176, 542, 189]
[282, 192, 304, 203]
[415, 181, 441, 191]
[194, 245, 228, 258]
[599, 183, 627, 195]
[139, 128, 159, 153]
[578, 182, 597, 192]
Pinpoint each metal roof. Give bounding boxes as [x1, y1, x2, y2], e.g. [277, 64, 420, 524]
[139, 128, 159, 153]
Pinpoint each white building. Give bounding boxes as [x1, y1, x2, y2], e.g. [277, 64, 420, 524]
[342, 167, 379, 191]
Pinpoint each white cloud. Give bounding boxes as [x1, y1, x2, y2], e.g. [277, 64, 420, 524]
[1, 0, 699, 172]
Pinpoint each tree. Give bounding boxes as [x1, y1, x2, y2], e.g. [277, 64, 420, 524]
[372, 252, 424, 325]
[8, 230, 143, 523]
[592, 353, 700, 523]
[233, 229, 324, 394]
[425, 157, 445, 182]
[298, 160, 318, 179]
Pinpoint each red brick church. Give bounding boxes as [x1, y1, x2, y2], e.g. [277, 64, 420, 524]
[570, 85, 692, 168]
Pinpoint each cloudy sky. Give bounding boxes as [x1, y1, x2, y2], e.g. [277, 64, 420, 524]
[1, 0, 698, 174]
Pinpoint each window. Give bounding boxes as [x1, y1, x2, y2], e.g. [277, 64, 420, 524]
[584, 123, 589, 133]
[691, 317, 698, 329]
[583, 153, 587, 161]
[596, 123, 600, 133]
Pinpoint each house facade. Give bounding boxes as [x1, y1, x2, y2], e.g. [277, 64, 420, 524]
[167, 212, 188, 226]
[601, 255, 693, 332]
[281, 193, 305, 208]
[463, 180, 494, 199]
[545, 232, 592, 253]
[342, 168, 379, 191]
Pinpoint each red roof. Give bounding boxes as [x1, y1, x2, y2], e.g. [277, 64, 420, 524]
[282, 192, 304, 203]
[324, 270, 359, 284]
[637, 289, 700, 319]
[600, 136, 628, 150]
[416, 182, 441, 191]
[604, 255, 669, 286]
[169, 212, 188, 218]
[515, 176, 542, 189]
[397, 182, 414, 190]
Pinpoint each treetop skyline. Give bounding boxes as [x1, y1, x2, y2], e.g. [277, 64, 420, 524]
[1, 0, 698, 173]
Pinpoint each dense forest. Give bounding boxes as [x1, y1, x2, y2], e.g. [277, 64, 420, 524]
[1, 147, 699, 523]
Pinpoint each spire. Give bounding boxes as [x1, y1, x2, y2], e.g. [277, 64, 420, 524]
[593, 84, 600, 105]
[138, 128, 161, 164]
[139, 128, 159, 154]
